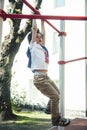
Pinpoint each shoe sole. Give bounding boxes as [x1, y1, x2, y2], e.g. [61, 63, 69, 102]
[53, 119, 70, 127]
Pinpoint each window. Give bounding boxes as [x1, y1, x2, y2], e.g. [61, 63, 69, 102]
[55, 0, 65, 7]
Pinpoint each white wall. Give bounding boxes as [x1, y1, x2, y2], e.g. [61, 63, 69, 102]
[64, 0, 85, 112]
[41, 0, 86, 115]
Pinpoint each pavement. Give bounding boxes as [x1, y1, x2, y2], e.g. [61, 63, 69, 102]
[48, 118, 87, 130]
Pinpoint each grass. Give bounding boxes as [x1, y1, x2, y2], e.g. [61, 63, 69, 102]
[0, 110, 52, 130]
[15, 110, 50, 123]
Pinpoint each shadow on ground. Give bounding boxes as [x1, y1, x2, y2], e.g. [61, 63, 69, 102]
[0, 113, 52, 130]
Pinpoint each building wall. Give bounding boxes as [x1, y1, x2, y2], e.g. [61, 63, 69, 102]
[42, 0, 86, 115]
[64, 1, 85, 112]
[85, 0, 87, 116]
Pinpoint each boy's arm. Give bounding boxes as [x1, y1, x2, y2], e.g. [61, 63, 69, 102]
[41, 20, 45, 45]
[32, 19, 38, 43]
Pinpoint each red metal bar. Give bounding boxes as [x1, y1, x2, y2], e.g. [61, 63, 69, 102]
[21, 0, 87, 20]
[22, 0, 61, 34]
[1, 12, 87, 21]
[58, 57, 87, 64]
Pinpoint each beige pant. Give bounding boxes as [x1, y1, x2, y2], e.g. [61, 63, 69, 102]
[33, 74, 60, 118]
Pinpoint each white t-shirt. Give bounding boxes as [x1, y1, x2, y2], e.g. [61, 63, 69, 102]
[29, 41, 49, 72]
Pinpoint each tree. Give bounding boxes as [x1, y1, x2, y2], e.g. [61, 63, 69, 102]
[0, 0, 42, 121]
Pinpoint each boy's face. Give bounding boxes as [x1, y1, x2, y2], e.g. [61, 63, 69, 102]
[36, 33, 43, 44]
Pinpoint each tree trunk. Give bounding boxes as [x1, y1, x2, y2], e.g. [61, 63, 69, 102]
[0, 0, 42, 121]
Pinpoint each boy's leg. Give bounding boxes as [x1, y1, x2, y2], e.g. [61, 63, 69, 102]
[34, 75, 60, 117]
[34, 75, 70, 126]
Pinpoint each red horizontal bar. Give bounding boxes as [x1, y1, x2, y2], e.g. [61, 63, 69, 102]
[22, 0, 62, 34]
[58, 57, 87, 64]
[1, 13, 87, 21]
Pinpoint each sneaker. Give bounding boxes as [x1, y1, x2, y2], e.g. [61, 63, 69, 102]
[44, 108, 51, 114]
[52, 116, 70, 126]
